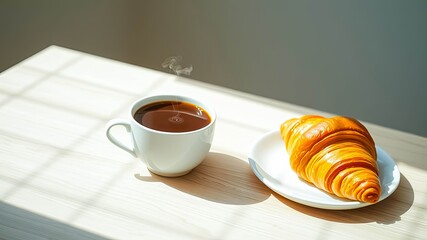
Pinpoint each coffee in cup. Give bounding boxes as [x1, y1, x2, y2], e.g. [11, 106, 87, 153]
[134, 100, 211, 133]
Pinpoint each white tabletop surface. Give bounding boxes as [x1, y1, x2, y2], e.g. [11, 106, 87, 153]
[0, 46, 426, 239]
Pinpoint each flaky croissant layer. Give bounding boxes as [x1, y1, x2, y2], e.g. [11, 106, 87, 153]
[280, 115, 381, 203]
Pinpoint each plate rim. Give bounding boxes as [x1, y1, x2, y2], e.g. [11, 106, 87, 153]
[248, 129, 401, 210]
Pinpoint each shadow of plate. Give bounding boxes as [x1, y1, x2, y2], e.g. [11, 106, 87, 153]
[274, 173, 414, 224]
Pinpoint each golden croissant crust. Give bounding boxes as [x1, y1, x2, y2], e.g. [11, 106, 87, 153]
[280, 115, 381, 203]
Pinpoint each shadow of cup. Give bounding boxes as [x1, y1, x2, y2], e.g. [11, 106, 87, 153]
[134, 152, 271, 205]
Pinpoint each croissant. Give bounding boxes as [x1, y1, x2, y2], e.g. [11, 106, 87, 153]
[280, 115, 381, 203]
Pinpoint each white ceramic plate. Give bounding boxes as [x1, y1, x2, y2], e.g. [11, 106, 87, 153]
[248, 130, 400, 210]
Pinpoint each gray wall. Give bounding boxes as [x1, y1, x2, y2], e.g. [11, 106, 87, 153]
[1, 1, 426, 137]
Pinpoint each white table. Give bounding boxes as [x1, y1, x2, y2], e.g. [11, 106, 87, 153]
[1, 46, 426, 239]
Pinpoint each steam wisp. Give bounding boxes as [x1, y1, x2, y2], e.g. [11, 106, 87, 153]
[162, 56, 193, 76]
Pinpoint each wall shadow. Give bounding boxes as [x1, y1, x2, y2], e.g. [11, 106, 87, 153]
[275, 173, 414, 224]
[134, 152, 271, 205]
[0, 201, 110, 240]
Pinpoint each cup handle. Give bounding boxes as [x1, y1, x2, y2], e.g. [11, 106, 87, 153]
[105, 118, 136, 157]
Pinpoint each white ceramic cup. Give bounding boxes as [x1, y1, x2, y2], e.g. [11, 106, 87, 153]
[105, 95, 216, 177]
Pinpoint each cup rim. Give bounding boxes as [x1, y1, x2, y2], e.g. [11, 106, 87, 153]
[129, 94, 216, 134]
